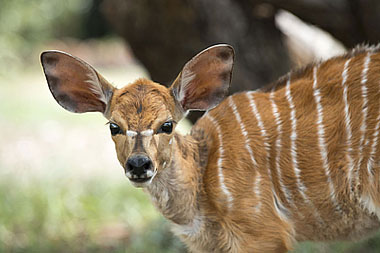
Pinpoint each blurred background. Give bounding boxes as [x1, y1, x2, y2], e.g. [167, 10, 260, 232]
[1, 0, 380, 252]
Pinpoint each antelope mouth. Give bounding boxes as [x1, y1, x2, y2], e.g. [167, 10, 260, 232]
[126, 169, 157, 186]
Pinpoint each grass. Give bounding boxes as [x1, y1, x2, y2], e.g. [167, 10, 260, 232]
[0, 176, 185, 253]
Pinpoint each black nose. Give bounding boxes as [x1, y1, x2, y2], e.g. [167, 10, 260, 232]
[126, 155, 152, 176]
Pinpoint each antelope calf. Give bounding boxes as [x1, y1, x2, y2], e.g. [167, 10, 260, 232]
[41, 44, 380, 252]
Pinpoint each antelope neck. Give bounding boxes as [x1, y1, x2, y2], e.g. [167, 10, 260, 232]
[146, 133, 203, 225]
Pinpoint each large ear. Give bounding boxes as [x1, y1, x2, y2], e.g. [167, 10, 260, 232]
[170, 44, 234, 112]
[40, 50, 115, 114]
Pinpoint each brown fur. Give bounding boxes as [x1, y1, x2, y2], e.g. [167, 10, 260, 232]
[41, 45, 380, 252]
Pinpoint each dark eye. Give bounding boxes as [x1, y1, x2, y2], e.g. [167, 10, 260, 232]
[110, 123, 122, 136]
[158, 121, 173, 134]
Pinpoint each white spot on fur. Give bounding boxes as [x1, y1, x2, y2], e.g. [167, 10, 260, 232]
[126, 130, 137, 137]
[141, 129, 154, 137]
[253, 173, 262, 212]
[146, 170, 155, 178]
[205, 114, 234, 210]
[360, 194, 380, 218]
[313, 66, 342, 214]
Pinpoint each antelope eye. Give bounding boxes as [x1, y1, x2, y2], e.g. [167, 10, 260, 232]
[110, 123, 122, 136]
[158, 121, 173, 134]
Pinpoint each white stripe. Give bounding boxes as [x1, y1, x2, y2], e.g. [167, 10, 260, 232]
[269, 91, 294, 206]
[245, 93, 290, 220]
[246, 93, 268, 146]
[253, 173, 262, 212]
[285, 74, 324, 223]
[228, 96, 262, 211]
[126, 130, 138, 137]
[205, 114, 234, 210]
[141, 129, 154, 136]
[228, 96, 258, 167]
[365, 57, 379, 183]
[357, 52, 372, 185]
[285, 77, 309, 201]
[341, 59, 355, 189]
[366, 109, 380, 183]
[313, 66, 342, 214]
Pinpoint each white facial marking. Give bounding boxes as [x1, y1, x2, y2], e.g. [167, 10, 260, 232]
[141, 129, 154, 137]
[126, 130, 137, 137]
[147, 170, 154, 177]
[163, 161, 167, 168]
[169, 138, 173, 145]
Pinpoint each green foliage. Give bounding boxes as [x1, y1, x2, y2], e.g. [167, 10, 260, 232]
[0, 176, 185, 252]
[0, 0, 97, 74]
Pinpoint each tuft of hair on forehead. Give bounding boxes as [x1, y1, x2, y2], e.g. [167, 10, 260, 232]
[109, 78, 178, 127]
[114, 78, 173, 107]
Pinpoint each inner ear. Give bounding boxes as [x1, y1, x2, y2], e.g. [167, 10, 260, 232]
[170, 44, 234, 112]
[41, 50, 115, 114]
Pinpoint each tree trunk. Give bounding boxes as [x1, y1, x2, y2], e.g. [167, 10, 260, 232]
[102, 0, 291, 122]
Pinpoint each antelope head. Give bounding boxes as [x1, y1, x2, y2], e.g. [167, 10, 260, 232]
[41, 45, 234, 187]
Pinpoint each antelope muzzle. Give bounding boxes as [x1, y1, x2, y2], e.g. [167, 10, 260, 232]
[125, 154, 155, 185]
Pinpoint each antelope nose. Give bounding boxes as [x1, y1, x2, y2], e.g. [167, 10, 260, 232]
[126, 155, 152, 176]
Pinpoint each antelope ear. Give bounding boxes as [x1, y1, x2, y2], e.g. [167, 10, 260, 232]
[40, 50, 115, 114]
[170, 44, 234, 112]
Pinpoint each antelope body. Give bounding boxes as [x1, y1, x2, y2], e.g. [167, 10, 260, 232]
[41, 45, 380, 252]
